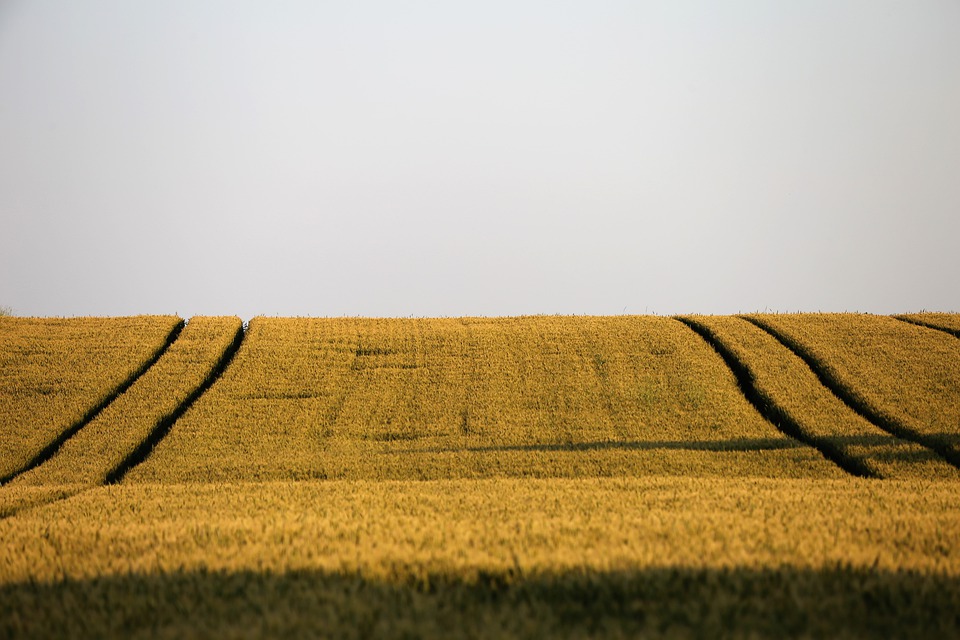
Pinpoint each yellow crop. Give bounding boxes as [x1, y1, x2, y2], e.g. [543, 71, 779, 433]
[0, 316, 181, 481]
[745, 313, 960, 468]
[3, 478, 960, 637]
[10, 477, 960, 580]
[127, 316, 840, 483]
[2, 313, 959, 637]
[0, 484, 83, 519]
[683, 315, 959, 480]
[897, 312, 960, 337]
[9, 317, 242, 487]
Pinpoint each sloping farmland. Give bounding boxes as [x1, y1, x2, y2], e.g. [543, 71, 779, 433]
[4, 313, 960, 638]
[126, 316, 843, 483]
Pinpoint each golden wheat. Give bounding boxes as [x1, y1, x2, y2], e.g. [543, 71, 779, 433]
[897, 312, 960, 336]
[8, 317, 241, 487]
[2, 314, 960, 637]
[746, 314, 960, 462]
[127, 316, 841, 482]
[3, 477, 960, 637]
[0, 316, 181, 480]
[684, 315, 959, 479]
[4, 477, 960, 580]
[0, 484, 84, 519]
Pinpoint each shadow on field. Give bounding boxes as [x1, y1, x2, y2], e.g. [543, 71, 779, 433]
[396, 433, 956, 456]
[3, 566, 959, 638]
[396, 436, 807, 454]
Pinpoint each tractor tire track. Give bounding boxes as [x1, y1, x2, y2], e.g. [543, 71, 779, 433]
[676, 317, 876, 478]
[742, 316, 960, 471]
[893, 316, 960, 340]
[105, 322, 245, 484]
[0, 320, 185, 485]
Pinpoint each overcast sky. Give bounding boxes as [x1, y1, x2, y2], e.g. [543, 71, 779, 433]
[1, 1, 958, 319]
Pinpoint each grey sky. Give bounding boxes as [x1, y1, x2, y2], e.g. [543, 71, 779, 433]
[1, 1, 958, 319]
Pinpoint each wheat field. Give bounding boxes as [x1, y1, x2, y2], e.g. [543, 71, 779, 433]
[681, 314, 959, 479]
[128, 316, 839, 483]
[1, 313, 959, 638]
[0, 316, 181, 481]
[746, 313, 960, 468]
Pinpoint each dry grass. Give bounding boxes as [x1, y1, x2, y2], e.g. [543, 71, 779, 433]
[684, 315, 959, 479]
[8, 317, 242, 487]
[745, 314, 960, 464]
[127, 316, 840, 483]
[0, 316, 182, 481]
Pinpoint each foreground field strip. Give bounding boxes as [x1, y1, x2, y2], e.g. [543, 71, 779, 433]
[7, 318, 244, 488]
[3, 477, 960, 638]
[3, 478, 959, 580]
[744, 314, 960, 470]
[4, 565, 959, 638]
[125, 316, 843, 482]
[895, 313, 960, 339]
[677, 317, 870, 478]
[0, 316, 184, 484]
[683, 316, 959, 480]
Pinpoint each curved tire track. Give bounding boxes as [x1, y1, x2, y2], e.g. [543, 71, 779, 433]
[0, 320, 185, 485]
[893, 316, 960, 340]
[742, 316, 960, 471]
[676, 317, 876, 478]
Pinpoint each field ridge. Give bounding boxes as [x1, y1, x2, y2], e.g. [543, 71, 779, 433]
[677, 317, 875, 478]
[0, 319, 185, 485]
[742, 315, 960, 470]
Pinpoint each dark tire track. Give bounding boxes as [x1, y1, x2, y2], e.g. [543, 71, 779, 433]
[675, 317, 877, 479]
[893, 316, 960, 340]
[105, 323, 245, 484]
[0, 320, 185, 486]
[742, 315, 960, 471]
